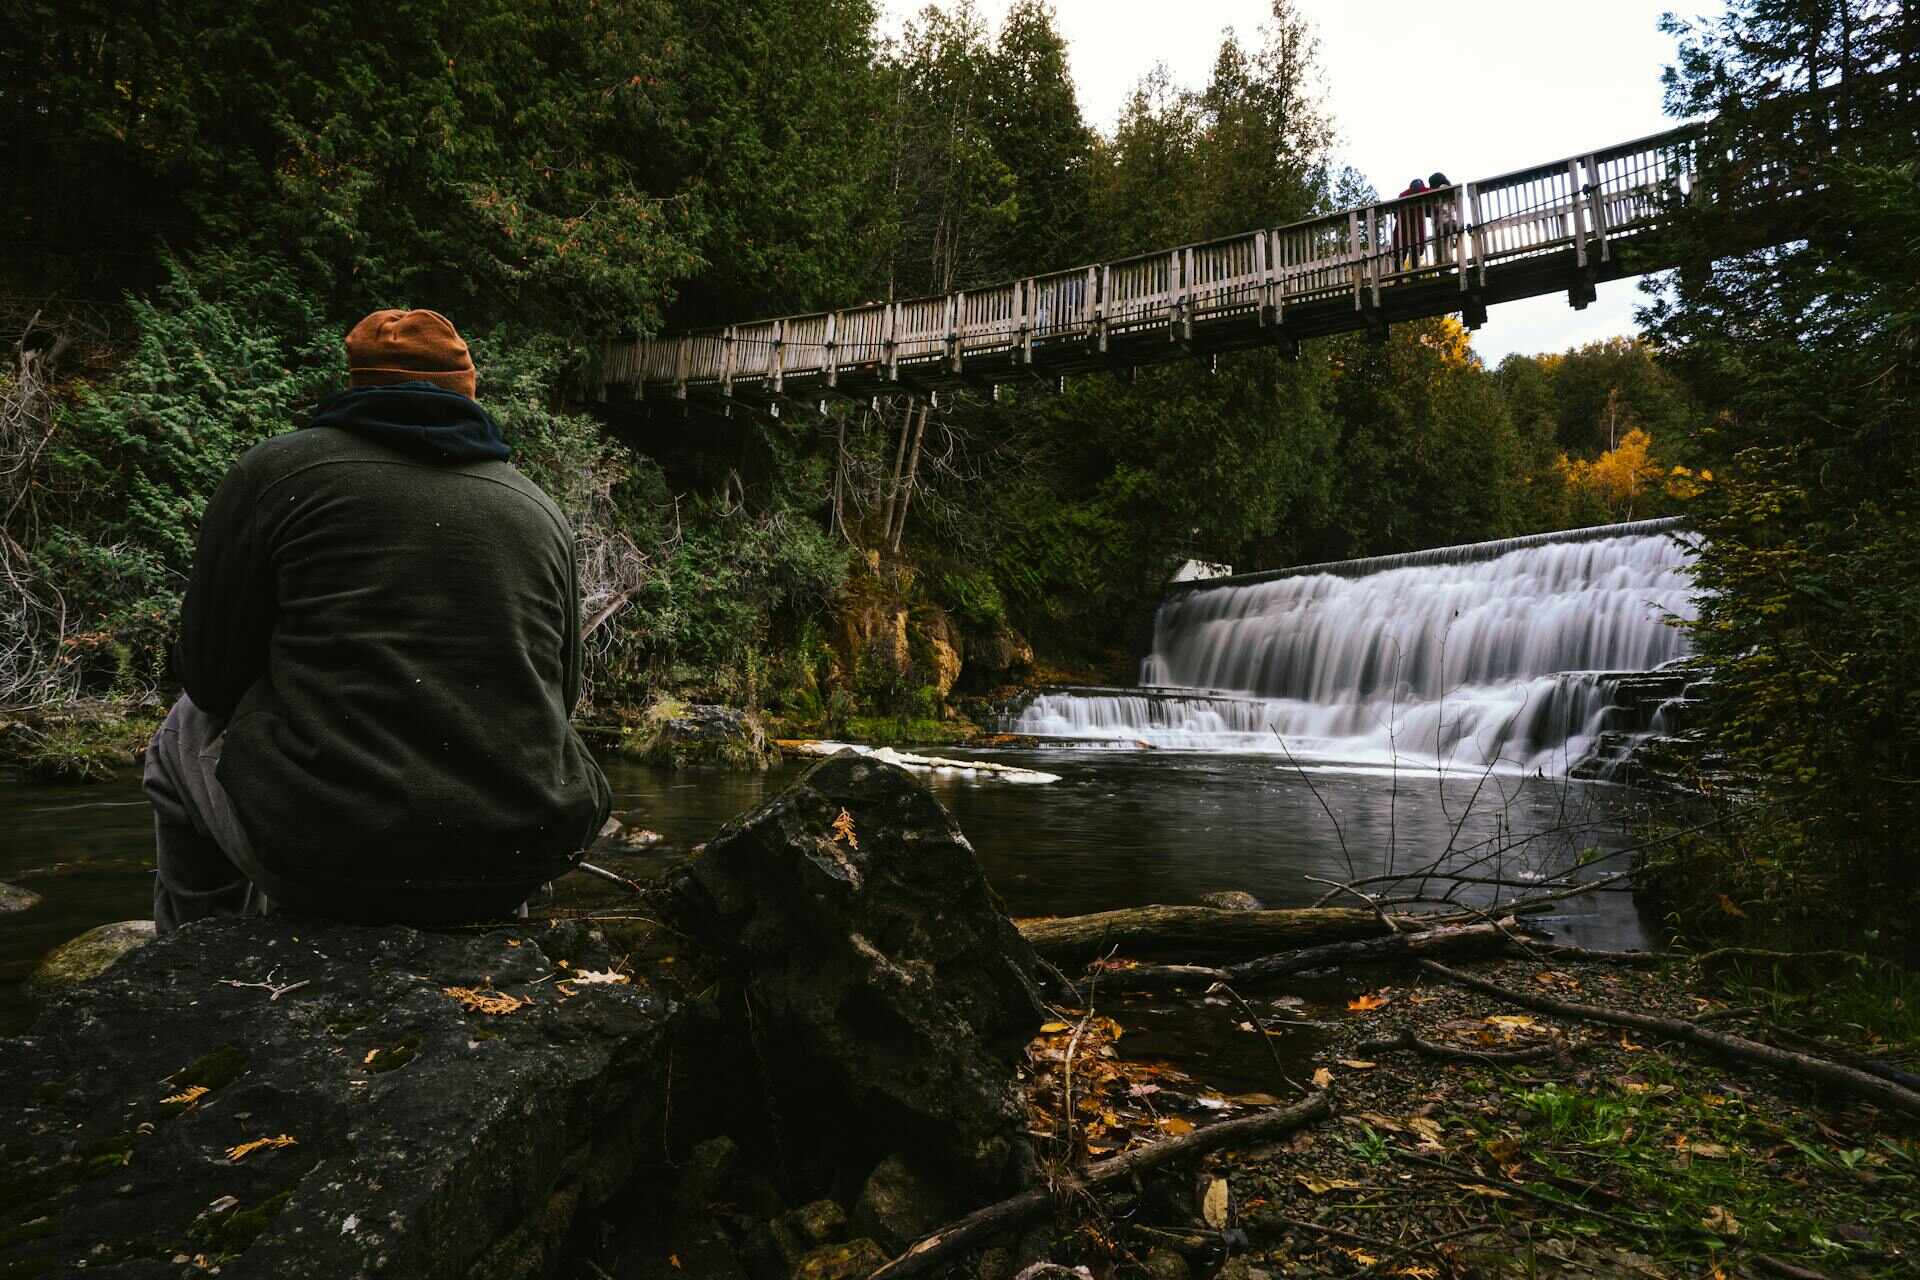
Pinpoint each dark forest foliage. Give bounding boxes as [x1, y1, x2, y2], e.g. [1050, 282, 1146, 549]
[1632, 0, 1920, 948]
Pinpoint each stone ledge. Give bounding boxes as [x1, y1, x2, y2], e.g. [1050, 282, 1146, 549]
[1, 917, 674, 1279]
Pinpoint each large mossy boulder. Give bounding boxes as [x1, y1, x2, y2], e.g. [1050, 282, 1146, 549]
[627, 699, 777, 771]
[662, 749, 1043, 1193]
[0, 917, 673, 1278]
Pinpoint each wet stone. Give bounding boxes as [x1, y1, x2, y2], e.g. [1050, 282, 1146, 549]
[0, 880, 40, 914]
[27, 918, 154, 997]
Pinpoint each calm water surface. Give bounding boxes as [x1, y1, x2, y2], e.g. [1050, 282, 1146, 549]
[0, 747, 1662, 1034]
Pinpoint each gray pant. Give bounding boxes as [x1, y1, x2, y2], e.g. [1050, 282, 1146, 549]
[144, 694, 268, 934]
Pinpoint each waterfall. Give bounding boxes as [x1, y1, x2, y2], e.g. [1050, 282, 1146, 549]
[1013, 519, 1698, 775]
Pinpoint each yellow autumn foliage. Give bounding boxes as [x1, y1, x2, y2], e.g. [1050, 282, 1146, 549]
[1554, 427, 1685, 519]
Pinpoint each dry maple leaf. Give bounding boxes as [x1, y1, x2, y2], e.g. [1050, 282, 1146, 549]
[443, 986, 527, 1015]
[1347, 993, 1390, 1012]
[829, 807, 858, 848]
[226, 1134, 297, 1162]
[1311, 1067, 1335, 1088]
[160, 1085, 209, 1107]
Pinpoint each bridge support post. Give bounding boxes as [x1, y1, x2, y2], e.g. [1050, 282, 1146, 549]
[1462, 295, 1488, 331]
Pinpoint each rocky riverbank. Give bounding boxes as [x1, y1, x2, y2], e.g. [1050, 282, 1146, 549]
[0, 752, 1045, 1279]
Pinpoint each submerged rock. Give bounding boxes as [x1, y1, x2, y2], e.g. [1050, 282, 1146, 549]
[1197, 890, 1263, 912]
[0, 916, 673, 1278]
[664, 749, 1043, 1192]
[0, 879, 40, 914]
[27, 918, 153, 996]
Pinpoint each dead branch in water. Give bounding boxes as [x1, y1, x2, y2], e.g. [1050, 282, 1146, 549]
[1096, 921, 1511, 993]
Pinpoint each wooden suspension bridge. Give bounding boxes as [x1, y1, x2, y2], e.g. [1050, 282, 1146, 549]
[601, 106, 1811, 417]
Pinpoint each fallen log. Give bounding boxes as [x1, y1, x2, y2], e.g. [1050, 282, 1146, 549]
[1092, 921, 1510, 992]
[1419, 960, 1920, 1120]
[870, 1091, 1332, 1280]
[1014, 905, 1393, 964]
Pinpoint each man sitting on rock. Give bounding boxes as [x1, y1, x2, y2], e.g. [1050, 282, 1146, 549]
[144, 309, 610, 932]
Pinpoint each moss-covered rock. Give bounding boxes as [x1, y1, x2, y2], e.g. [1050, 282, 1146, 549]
[26, 919, 154, 998]
[622, 699, 776, 770]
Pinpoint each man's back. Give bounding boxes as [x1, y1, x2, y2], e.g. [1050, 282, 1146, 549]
[172, 415, 609, 922]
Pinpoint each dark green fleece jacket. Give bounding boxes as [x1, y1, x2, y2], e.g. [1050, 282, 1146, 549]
[175, 385, 610, 921]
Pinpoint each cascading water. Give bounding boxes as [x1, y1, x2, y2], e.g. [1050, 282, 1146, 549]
[1013, 519, 1698, 775]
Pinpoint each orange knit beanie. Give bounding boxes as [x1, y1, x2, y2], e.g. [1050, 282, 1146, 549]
[344, 309, 477, 399]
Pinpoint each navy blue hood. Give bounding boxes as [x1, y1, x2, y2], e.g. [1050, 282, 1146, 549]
[308, 382, 511, 462]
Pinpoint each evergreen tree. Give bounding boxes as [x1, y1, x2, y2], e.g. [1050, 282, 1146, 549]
[1644, 0, 1920, 944]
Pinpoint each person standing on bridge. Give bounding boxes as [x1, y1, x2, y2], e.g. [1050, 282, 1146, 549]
[1394, 178, 1428, 272]
[144, 308, 611, 932]
[1427, 172, 1457, 264]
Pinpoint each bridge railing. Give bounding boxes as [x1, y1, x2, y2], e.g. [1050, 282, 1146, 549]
[612, 123, 1703, 401]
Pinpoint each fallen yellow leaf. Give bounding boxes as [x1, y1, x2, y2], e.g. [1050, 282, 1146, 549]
[1716, 894, 1747, 918]
[1297, 1175, 1362, 1194]
[1618, 1032, 1644, 1051]
[1311, 1067, 1335, 1088]
[1458, 1183, 1515, 1199]
[1338, 1059, 1377, 1070]
[444, 986, 527, 1015]
[160, 1085, 209, 1107]
[1347, 993, 1391, 1012]
[362, 1049, 379, 1065]
[226, 1134, 297, 1162]
[1231, 1092, 1284, 1106]
[830, 807, 858, 848]
[1486, 1015, 1535, 1030]
[1159, 1116, 1195, 1136]
[1701, 1205, 1741, 1235]
[1038, 1021, 1071, 1034]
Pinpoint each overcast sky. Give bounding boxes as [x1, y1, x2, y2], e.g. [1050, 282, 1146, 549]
[879, 0, 1725, 364]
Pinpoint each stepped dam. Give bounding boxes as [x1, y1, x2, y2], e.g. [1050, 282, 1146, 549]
[1011, 519, 1700, 776]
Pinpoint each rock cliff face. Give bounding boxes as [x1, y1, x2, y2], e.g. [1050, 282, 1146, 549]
[1, 752, 1043, 1278]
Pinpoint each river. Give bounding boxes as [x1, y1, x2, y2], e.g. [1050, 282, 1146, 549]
[0, 745, 1666, 1035]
